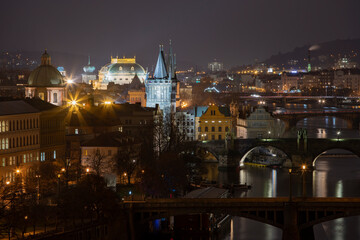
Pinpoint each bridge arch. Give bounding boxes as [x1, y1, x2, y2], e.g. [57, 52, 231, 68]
[239, 145, 291, 167]
[312, 148, 360, 167]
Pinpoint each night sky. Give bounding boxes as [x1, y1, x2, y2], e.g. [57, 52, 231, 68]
[1, 0, 360, 68]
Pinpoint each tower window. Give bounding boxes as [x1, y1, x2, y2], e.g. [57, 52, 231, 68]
[53, 93, 58, 103]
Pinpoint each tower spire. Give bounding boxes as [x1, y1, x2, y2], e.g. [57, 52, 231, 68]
[153, 44, 168, 79]
[88, 56, 91, 65]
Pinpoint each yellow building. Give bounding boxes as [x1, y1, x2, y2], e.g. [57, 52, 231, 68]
[198, 105, 232, 141]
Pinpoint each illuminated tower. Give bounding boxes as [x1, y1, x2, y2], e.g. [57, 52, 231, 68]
[145, 42, 178, 119]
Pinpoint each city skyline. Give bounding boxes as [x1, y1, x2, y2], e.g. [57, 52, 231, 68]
[1, 0, 360, 68]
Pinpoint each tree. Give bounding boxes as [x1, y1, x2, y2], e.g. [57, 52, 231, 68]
[87, 149, 109, 177]
[113, 148, 139, 185]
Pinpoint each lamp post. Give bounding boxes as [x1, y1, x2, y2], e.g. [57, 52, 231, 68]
[288, 168, 293, 202]
[301, 164, 307, 198]
[35, 174, 41, 204]
[337, 130, 341, 141]
[268, 131, 271, 139]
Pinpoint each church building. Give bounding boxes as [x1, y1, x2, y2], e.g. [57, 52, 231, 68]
[25, 50, 66, 106]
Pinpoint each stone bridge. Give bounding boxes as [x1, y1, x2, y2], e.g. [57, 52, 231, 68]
[123, 197, 360, 240]
[273, 110, 360, 130]
[198, 138, 360, 168]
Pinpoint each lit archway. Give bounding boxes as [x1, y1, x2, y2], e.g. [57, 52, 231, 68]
[239, 146, 291, 167]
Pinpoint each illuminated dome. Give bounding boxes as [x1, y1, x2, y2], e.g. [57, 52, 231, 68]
[83, 56, 96, 73]
[97, 57, 147, 88]
[28, 50, 64, 87]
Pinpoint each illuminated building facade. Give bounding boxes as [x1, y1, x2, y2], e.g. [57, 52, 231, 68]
[236, 107, 285, 138]
[82, 57, 97, 84]
[197, 105, 232, 141]
[95, 56, 146, 89]
[25, 50, 66, 106]
[145, 44, 178, 119]
[0, 99, 65, 183]
[208, 60, 224, 72]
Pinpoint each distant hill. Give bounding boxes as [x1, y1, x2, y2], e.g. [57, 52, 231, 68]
[263, 39, 360, 69]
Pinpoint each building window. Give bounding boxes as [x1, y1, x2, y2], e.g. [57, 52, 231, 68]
[118, 126, 123, 132]
[198, 127, 201, 132]
[131, 67, 134, 71]
[211, 127, 215, 132]
[85, 150, 88, 156]
[2, 158, 5, 167]
[75, 129, 79, 134]
[23, 154, 26, 163]
[41, 152, 45, 162]
[225, 127, 229, 132]
[53, 150, 56, 159]
[212, 135, 215, 140]
[205, 127, 208, 132]
[219, 127, 222, 132]
[53, 93, 58, 103]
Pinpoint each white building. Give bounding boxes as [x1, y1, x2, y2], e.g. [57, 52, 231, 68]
[236, 107, 285, 138]
[95, 57, 147, 89]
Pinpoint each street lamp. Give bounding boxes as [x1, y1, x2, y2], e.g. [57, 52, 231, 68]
[337, 130, 341, 141]
[288, 168, 293, 202]
[268, 131, 271, 139]
[301, 164, 307, 198]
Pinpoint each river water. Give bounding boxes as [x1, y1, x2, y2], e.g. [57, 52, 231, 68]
[216, 103, 360, 240]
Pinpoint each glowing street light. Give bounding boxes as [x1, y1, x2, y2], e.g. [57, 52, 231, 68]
[67, 79, 74, 84]
[71, 100, 77, 106]
[104, 101, 112, 105]
[16, 169, 20, 174]
[86, 168, 90, 173]
[337, 130, 341, 141]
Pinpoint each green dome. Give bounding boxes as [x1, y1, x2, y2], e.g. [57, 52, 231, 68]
[28, 65, 65, 87]
[28, 50, 65, 87]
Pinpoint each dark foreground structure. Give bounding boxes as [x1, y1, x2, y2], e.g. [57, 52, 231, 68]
[123, 197, 360, 240]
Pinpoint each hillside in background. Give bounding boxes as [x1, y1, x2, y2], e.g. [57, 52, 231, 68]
[263, 39, 360, 70]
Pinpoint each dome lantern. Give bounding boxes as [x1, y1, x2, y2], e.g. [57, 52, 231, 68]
[41, 49, 51, 65]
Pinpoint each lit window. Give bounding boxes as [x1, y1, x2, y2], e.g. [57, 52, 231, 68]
[41, 152, 45, 162]
[53, 150, 56, 159]
[75, 129, 79, 134]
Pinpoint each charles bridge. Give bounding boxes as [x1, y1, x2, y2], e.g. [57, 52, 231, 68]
[197, 137, 360, 168]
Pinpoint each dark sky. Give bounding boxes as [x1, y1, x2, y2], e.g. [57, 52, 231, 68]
[1, 0, 360, 69]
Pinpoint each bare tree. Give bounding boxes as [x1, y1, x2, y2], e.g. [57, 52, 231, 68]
[86, 149, 110, 177]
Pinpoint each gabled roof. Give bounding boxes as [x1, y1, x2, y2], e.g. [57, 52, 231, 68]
[218, 106, 231, 117]
[194, 106, 209, 117]
[153, 46, 168, 79]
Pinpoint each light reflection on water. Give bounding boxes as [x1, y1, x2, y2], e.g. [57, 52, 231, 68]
[223, 104, 360, 239]
[220, 155, 360, 240]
